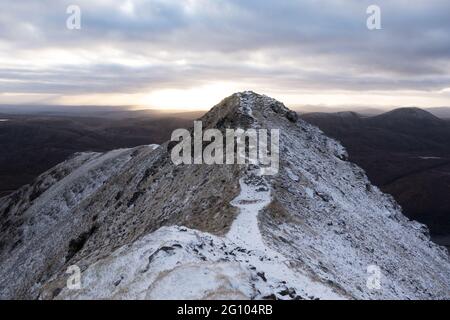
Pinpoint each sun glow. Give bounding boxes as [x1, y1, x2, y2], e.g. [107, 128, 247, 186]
[139, 82, 245, 110]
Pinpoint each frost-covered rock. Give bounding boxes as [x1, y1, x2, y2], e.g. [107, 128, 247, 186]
[0, 92, 449, 300]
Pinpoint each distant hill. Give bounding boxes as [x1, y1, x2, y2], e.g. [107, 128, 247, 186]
[0, 110, 203, 197]
[294, 105, 384, 116]
[302, 108, 450, 248]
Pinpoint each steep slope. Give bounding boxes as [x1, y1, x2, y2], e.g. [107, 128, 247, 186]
[0, 92, 449, 300]
[302, 109, 450, 247]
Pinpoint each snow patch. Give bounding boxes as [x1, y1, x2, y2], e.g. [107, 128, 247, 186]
[146, 144, 160, 150]
[227, 176, 271, 252]
[56, 224, 343, 300]
[238, 91, 257, 118]
[57, 168, 343, 300]
[285, 167, 300, 182]
[226, 171, 343, 300]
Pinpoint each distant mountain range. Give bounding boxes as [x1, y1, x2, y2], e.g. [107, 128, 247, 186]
[0, 110, 203, 197]
[294, 105, 450, 119]
[302, 107, 450, 248]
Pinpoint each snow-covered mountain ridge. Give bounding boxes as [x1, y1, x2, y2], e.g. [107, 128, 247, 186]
[0, 91, 449, 300]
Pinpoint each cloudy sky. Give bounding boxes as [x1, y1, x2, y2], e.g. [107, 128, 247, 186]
[0, 0, 449, 110]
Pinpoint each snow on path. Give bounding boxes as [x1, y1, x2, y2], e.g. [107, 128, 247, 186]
[58, 171, 344, 300]
[238, 91, 256, 118]
[227, 177, 271, 252]
[227, 173, 344, 299]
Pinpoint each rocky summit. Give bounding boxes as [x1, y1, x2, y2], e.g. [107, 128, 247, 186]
[0, 91, 449, 300]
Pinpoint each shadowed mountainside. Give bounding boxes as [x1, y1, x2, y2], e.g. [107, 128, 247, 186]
[302, 108, 450, 248]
